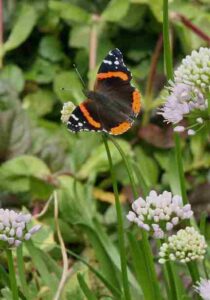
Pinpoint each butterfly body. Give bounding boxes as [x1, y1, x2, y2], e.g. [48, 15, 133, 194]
[68, 48, 141, 135]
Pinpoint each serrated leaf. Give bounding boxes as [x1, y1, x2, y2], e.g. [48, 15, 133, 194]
[3, 5, 37, 53]
[49, 1, 90, 23]
[102, 0, 130, 22]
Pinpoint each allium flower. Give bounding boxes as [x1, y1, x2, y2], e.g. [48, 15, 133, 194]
[174, 47, 210, 92]
[160, 82, 206, 125]
[61, 102, 76, 124]
[0, 209, 41, 248]
[195, 278, 210, 300]
[126, 190, 193, 239]
[158, 227, 207, 264]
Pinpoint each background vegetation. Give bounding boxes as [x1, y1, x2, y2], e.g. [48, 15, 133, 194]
[0, 0, 210, 299]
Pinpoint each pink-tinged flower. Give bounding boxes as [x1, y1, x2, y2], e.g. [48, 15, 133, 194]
[195, 278, 210, 300]
[0, 209, 41, 248]
[126, 191, 193, 239]
[160, 82, 206, 125]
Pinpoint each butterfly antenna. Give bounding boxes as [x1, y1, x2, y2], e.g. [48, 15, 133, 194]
[73, 64, 86, 88]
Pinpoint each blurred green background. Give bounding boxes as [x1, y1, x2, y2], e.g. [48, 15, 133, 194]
[0, 0, 210, 299]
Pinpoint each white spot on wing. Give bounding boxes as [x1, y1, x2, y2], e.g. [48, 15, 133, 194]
[103, 59, 112, 65]
[71, 114, 79, 121]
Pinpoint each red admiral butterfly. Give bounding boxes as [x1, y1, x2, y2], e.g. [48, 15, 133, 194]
[68, 48, 141, 135]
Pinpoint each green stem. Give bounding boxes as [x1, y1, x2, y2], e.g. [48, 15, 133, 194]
[6, 249, 19, 300]
[163, 0, 173, 80]
[16, 245, 30, 300]
[165, 262, 179, 300]
[108, 136, 138, 198]
[174, 133, 188, 206]
[102, 134, 131, 300]
[108, 136, 162, 300]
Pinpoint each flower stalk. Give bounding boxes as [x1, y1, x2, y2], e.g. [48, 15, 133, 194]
[16, 245, 30, 300]
[6, 249, 19, 300]
[102, 134, 131, 300]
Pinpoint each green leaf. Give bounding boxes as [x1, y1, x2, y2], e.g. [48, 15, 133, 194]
[49, 1, 90, 23]
[102, 0, 130, 22]
[134, 146, 159, 188]
[39, 35, 65, 62]
[25, 58, 60, 84]
[69, 25, 90, 50]
[77, 274, 97, 300]
[26, 240, 58, 299]
[3, 5, 37, 53]
[53, 71, 84, 103]
[0, 155, 51, 193]
[77, 139, 132, 179]
[23, 89, 55, 117]
[0, 100, 31, 160]
[0, 65, 24, 93]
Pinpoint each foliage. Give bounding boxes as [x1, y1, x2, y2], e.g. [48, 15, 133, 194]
[0, 0, 210, 299]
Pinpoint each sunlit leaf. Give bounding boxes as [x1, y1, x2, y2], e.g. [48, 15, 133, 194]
[102, 0, 130, 22]
[3, 5, 37, 52]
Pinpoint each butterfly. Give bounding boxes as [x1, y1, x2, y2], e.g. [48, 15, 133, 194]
[67, 48, 141, 135]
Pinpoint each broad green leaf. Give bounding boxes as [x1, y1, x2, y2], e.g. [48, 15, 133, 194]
[77, 139, 132, 179]
[154, 150, 181, 195]
[53, 71, 84, 103]
[119, 3, 147, 29]
[25, 58, 60, 84]
[0, 155, 51, 193]
[131, 0, 162, 22]
[3, 5, 37, 53]
[0, 65, 24, 93]
[69, 25, 90, 50]
[134, 146, 159, 188]
[26, 241, 57, 299]
[49, 1, 90, 23]
[23, 89, 55, 117]
[102, 0, 130, 22]
[0, 100, 31, 159]
[39, 35, 65, 62]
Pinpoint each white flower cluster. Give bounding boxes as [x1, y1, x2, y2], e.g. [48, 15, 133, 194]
[0, 209, 41, 248]
[158, 227, 207, 264]
[175, 47, 210, 92]
[61, 101, 76, 124]
[195, 278, 210, 300]
[126, 190, 193, 239]
[160, 47, 209, 131]
[160, 82, 206, 125]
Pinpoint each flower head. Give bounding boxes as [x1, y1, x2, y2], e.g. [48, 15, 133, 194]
[195, 278, 210, 300]
[158, 227, 207, 264]
[0, 209, 41, 248]
[127, 190, 193, 239]
[160, 82, 206, 125]
[61, 101, 76, 124]
[174, 47, 210, 92]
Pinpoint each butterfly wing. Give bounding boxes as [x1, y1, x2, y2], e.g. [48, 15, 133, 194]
[67, 49, 141, 135]
[95, 48, 141, 118]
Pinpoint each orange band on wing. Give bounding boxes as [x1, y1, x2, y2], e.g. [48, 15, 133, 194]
[110, 121, 131, 135]
[79, 104, 101, 128]
[132, 89, 141, 114]
[97, 72, 128, 81]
